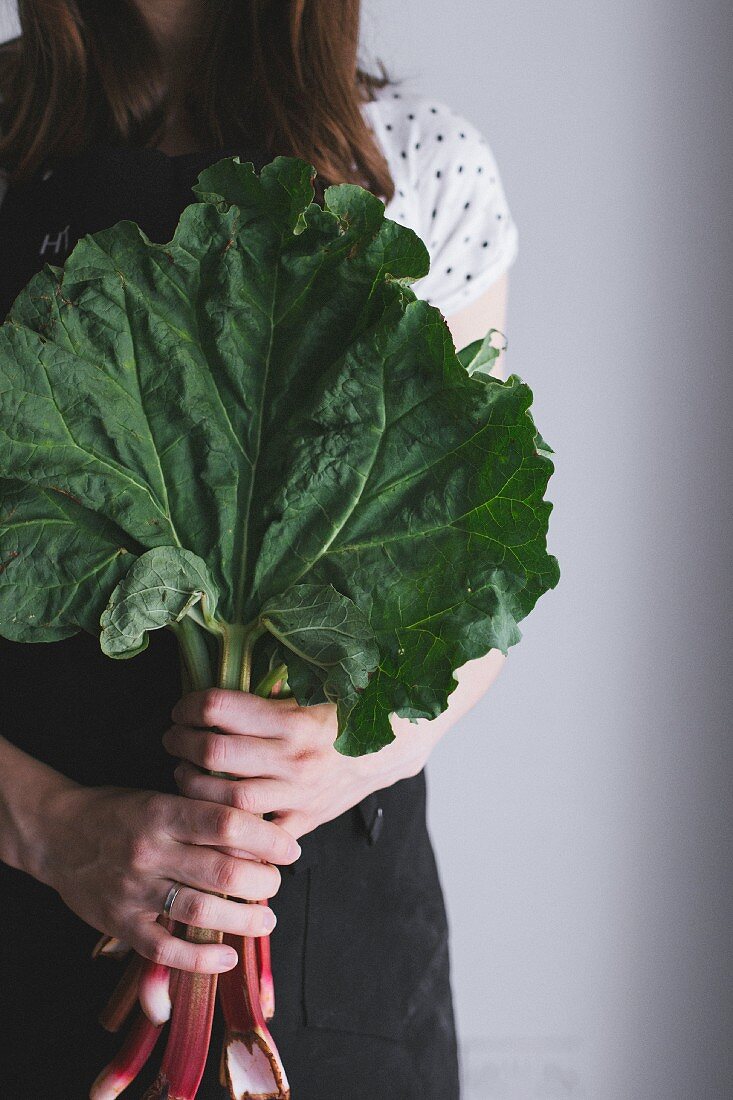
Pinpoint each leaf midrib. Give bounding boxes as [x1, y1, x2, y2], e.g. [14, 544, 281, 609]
[232, 249, 281, 620]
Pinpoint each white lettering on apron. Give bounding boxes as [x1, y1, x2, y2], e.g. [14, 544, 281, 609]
[39, 225, 70, 256]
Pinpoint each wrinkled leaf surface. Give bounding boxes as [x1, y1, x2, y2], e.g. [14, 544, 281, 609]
[0, 156, 558, 753]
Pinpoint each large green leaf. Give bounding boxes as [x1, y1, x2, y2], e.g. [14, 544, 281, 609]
[456, 328, 507, 377]
[100, 546, 219, 658]
[258, 583, 379, 729]
[0, 478, 136, 640]
[0, 155, 558, 755]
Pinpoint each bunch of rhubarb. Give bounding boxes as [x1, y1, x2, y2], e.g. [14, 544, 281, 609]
[0, 155, 559, 1097]
[90, 920, 286, 1098]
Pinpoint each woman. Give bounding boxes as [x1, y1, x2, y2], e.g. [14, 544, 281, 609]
[0, 2, 518, 1097]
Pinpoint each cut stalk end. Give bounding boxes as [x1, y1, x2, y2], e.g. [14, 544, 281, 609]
[224, 1027, 290, 1099]
[92, 934, 131, 960]
[219, 934, 288, 1099]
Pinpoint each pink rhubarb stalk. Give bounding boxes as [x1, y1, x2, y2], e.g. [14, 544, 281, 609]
[249, 667, 285, 1026]
[255, 917, 275, 1021]
[138, 960, 172, 1027]
[90, 1010, 164, 1100]
[142, 927, 221, 1100]
[219, 933, 289, 1099]
[99, 954, 145, 1034]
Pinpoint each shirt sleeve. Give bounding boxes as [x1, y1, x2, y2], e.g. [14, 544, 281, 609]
[363, 90, 519, 317]
[408, 98, 519, 316]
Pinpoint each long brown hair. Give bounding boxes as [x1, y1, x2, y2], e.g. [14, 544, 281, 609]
[0, 0, 396, 203]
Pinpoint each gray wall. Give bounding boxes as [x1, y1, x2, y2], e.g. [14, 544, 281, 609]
[360, 2, 733, 1097]
[0, 1, 19, 45]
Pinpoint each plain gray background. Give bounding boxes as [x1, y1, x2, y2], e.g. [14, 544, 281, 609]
[1, 2, 730, 1097]
[359, 2, 733, 1098]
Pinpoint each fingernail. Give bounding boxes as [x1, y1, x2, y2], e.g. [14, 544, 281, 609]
[217, 948, 238, 969]
[173, 763, 183, 782]
[263, 910, 277, 934]
[289, 840, 302, 860]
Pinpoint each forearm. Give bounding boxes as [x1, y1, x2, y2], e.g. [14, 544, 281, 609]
[0, 734, 76, 878]
[363, 648, 507, 791]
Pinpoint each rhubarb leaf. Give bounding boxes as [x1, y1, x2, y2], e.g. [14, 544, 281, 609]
[456, 327, 508, 376]
[100, 546, 219, 658]
[0, 478, 137, 641]
[258, 583, 379, 718]
[0, 154, 558, 757]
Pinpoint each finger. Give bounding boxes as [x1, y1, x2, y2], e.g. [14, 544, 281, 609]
[271, 809, 312, 842]
[170, 846, 282, 901]
[213, 846, 259, 860]
[162, 726, 285, 778]
[171, 688, 300, 735]
[166, 885, 276, 937]
[133, 920, 238, 974]
[164, 794, 301, 865]
[174, 761, 288, 817]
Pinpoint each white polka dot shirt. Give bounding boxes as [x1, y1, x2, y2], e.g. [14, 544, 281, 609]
[362, 86, 519, 317]
[0, 86, 518, 320]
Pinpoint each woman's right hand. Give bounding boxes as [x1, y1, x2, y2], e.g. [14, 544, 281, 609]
[34, 781, 301, 973]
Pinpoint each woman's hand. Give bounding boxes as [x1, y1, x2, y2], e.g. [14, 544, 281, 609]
[163, 689, 428, 840]
[33, 780, 301, 973]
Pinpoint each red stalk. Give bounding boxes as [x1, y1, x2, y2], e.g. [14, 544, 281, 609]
[142, 927, 221, 1100]
[99, 954, 145, 1034]
[220, 1030, 230, 1088]
[138, 960, 172, 1027]
[255, 920, 275, 1021]
[254, 674, 281, 1027]
[218, 933, 289, 1099]
[98, 916, 176, 1033]
[89, 1010, 164, 1100]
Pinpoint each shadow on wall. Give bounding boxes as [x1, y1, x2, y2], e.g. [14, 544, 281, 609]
[461, 1034, 585, 1099]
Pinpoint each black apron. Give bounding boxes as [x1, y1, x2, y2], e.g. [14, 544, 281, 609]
[0, 142, 460, 1099]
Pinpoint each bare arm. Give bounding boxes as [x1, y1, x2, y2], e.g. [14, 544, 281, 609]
[380, 273, 511, 771]
[444, 272, 510, 369]
[0, 734, 74, 878]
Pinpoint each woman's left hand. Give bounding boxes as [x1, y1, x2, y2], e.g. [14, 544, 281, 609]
[162, 689, 425, 841]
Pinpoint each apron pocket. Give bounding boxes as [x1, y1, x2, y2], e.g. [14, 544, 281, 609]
[301, 804, 451, 1041]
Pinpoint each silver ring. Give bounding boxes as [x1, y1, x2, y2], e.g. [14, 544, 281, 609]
[162, 882, 183, 917]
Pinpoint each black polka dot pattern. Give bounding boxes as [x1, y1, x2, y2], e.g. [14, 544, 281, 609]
[0, 85, 518, 320]
[360, 88, 519, 315]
